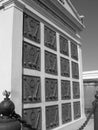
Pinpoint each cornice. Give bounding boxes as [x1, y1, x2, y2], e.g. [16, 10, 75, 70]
[38, 0, 84, 32]
[19, 0, 84, 33]
[66, 0, 81, 22]
[83, 71, 98, 80]
[21, 0, 82, 43]
[2, 0, 25, 11]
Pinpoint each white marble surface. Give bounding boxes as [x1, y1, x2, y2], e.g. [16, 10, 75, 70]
[84, 119, 94, 130]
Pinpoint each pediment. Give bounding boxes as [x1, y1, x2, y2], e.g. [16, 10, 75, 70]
[58, 0, 81, 22]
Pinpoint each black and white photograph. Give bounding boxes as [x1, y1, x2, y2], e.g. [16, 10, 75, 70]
[0, 0, 98, 130]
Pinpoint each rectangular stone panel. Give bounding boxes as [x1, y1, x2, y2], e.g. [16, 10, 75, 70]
[44, 26, 56, 51]
[46, 105, 59, 130]
[23, 13, 40, 43]
[23, 75, 41, 103]
[60, 57, 70, 77]
[73, 102, 81, 119]
[23, 107, 41, 130]
[23, 42, 41, 71]
[62, 103, 72, 124]
[45, 51, 58, 75]
[73, 81, 80, 99]
[45, 78, 58, 101]
[72, 61, 79, 79]
[71, 42, 78, 61]
[60, 35, 69, 56]
[61, 80, 71, 100]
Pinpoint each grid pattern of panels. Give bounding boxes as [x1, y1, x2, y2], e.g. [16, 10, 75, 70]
[22, 12, 81, 130]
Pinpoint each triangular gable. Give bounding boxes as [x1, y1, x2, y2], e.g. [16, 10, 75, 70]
[58, 0, 81, 23]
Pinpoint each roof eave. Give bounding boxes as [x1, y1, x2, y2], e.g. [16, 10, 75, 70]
[39, 0, 85, 32]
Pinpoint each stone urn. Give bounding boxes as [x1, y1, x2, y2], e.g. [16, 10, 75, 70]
[0, 90, 21, 130]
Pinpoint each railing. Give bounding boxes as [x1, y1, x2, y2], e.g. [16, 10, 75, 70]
[77, 91, 98, 130]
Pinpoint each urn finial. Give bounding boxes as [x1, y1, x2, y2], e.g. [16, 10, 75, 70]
[3, 90, 10, 100]
[0, 90, 15, 116]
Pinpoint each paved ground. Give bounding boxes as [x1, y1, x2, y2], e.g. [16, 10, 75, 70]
[84, 119, 94, 130]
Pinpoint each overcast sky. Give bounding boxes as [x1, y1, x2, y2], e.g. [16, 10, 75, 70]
[71, 0, 98, 71]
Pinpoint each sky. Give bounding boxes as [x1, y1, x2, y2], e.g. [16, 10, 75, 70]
[71, 0, 98, 71]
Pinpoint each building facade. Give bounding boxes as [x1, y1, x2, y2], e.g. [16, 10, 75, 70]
[83, 71, 98, 114]
[0, 0, 85, 130]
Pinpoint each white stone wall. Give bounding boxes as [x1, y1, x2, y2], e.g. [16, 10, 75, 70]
[0, 4, 14, 101]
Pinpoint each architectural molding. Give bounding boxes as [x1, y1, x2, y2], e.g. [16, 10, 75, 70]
[20, 0, 84, 33]
[1, 0, 25, 11]
[83, 70, 98, 82]
[58, 0, 82, 22]
[19, 0, 82, 44]
[39, 0, 84, 31]
[66, 0, 84, 22]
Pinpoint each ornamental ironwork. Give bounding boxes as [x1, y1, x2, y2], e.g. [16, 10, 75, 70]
[45, 78, 58, 101]
[71, 42, 78, 61]
[60, 57, 70, 77]
[73, 81, 80, 99]
[61, 80, 71, 100]
[23, 75, 41, 103]
[23, 13, 40, 43]
[23, 42, 41, 71]
[23, 107, 42, 130]
[72, 61, 79, 79]
[44, 26, 56, 51]
[73, 102, 81, 119]
[46, 105, 59, 130]
[62, 103, 72, 124]
[45, 51, 58, 75]
[60, 35, 69, 56]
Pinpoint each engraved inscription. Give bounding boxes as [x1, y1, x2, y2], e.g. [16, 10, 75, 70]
[71, 42, 78, 60]
[74, 102, 81, 119]
[45, 51, 58, 75]
[60, 35, 69, 56]
[73, 82, 80, 99]
[23, 13, 40, 43]
[45, 78, 58, 101]
[23, 107, 41, 130]
[46, 105, 59, 130]
[23, 42, 41, 70]
[23, 75, 41, 103]
[62, 103, 72, 124]
[72, 61, 79, 79]
[61, 57, 70, 77]
[61, 80, 71, 100]
[44, 26, 56, 51]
